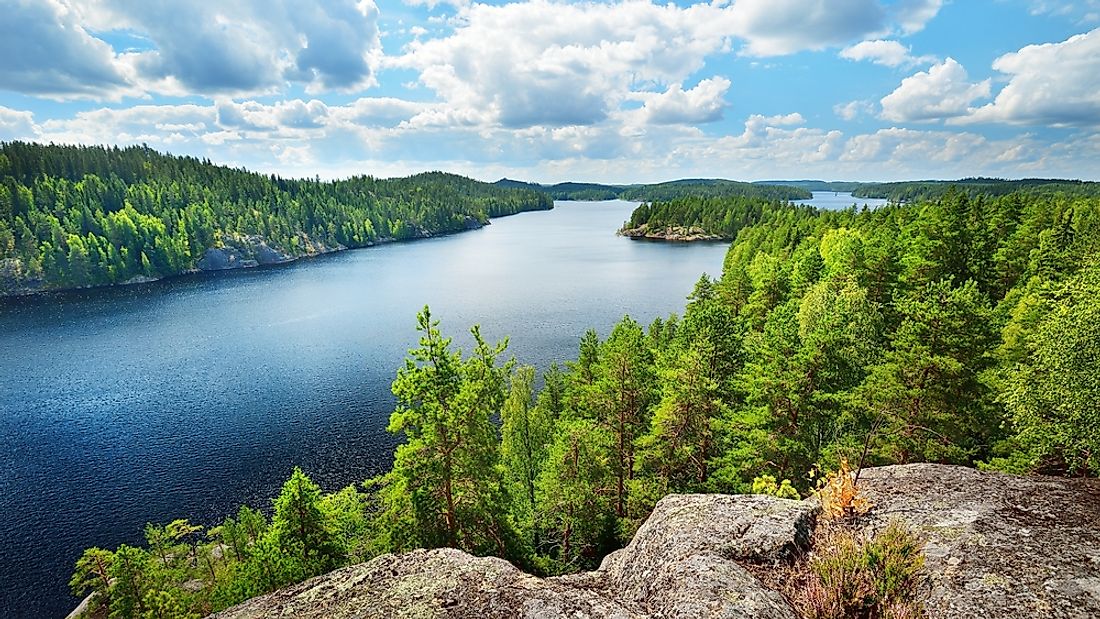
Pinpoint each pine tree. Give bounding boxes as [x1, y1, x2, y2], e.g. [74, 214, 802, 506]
[270, 467, 342, 578]
[379, 306, 518, 557]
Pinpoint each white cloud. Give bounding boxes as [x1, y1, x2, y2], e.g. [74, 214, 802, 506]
[630, 78, 731, 125]
[1027, 1, 1100, 23]
[892, 0, 945, 34]
[0, 0, 130, 99]
[118, 0, 382, 94]
[0, 107, 39, 140]
[10, 99, 1100, 182]
[722, 0, 887, 56]
[966, 28, 1100, 127]
[393, 0, 941, 132]
[840, 39, 936, 68]
[880, 58, 991, 122]
[834, 100, 874, 120]
[0, 0, 382, 99]
[393, 1, 735, 129]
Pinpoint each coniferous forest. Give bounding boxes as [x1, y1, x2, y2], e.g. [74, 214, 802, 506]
[69, 184, 1100, 617]
[0, 142, 551, 294]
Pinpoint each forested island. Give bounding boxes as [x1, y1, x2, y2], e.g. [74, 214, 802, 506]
[619, 194, 810, 240]
[69, 184, 1100, 618]
[0, 142, 551, 295]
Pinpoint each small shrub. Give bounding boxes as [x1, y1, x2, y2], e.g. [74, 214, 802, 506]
[797, 521, 927, 619]
[752, 474, 801, 499]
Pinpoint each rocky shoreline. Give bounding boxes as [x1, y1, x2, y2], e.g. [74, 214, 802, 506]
[0, 217, 487, 298]
[618, 223, 727, 242]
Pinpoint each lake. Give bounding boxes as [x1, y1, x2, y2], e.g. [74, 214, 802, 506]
[0, 200, 731, 618]
[794, 191, 889, 210]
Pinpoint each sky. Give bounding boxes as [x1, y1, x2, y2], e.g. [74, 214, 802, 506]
[1, 0, 1098, 183]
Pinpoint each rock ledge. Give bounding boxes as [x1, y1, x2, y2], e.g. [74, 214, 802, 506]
[209, 465, 1100, 619]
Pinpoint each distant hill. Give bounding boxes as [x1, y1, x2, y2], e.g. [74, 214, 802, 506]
[853, 178, 1100, 201]
[493, 178, 810, 202]
[753, 180, 864, 193]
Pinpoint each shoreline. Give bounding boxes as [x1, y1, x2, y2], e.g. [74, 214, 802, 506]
[0, 212, 537, 300]
[618, 224, 729, 243]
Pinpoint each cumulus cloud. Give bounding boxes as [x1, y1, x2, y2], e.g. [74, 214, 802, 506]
[394, 1, 733, 129]
[0, 107, 39, 140]
[630, 78, 731, 125]
[966, 28, 1100, 127]
[115, 0, 382, 94]
[393, 0, 944, 131]
[840, 39, 936, 68]
[880, 58, 991, 122]
[0, 0, 382, 98]
[723, 0, 887, 56]
[725, 0, 943, 56]
[0, 0, 130, 98]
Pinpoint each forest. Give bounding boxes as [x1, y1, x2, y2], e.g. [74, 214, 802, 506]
[852, 177, 1100, 201]
[71, 186, 1100, 618]
[0, 142, 551, 294]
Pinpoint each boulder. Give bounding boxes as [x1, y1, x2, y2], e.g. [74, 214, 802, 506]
[209, 495, 812, 619]
[857, 464, 1100, 619]
[196, 247, 244, 271]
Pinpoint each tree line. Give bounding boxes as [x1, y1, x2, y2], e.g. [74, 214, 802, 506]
[71, 187, 1100, 617]
[852, 177, 1100, 201]
[494, 178, 811, 202]
[0, 142, 551, 294]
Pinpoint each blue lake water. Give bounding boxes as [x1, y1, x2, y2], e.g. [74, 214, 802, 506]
[794, 191, 889, 210]
[0, 200, 731, 618]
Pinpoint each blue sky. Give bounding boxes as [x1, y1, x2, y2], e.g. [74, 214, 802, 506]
[1, 0, 1098, 182]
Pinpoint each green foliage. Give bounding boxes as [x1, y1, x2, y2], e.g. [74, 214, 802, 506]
[497, 178, 810, 202]
[751, 474, 800, 499]
[501, 365, 555, 548]
[999, 258, 1100, 475]
[375, 306, 519, 557]
[0, 141, 550, 294]
[853, 178, 1100, 201]
[271, 467, 343, 578]
[535, 418, 617, 572]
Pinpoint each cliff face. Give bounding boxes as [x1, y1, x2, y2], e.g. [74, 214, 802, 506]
[209, 465, 1100, 619]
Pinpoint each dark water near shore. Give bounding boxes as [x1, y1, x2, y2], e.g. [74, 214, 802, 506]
[0, 200, 732, 618]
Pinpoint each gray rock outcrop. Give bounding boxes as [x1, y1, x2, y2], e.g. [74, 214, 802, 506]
[857, 464, 1100, 619]
[196, 234, 309, 271]
[209, 465, 1100, 619]
[618, 224, 725, 242]
[210, 495, 815, 619]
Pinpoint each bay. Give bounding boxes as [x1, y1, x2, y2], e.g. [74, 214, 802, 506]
[794, 191, 889, 210]
[0, 200, 729, 618]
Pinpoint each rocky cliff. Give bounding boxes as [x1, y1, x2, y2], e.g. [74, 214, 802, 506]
[209, 464, 1100, 619]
